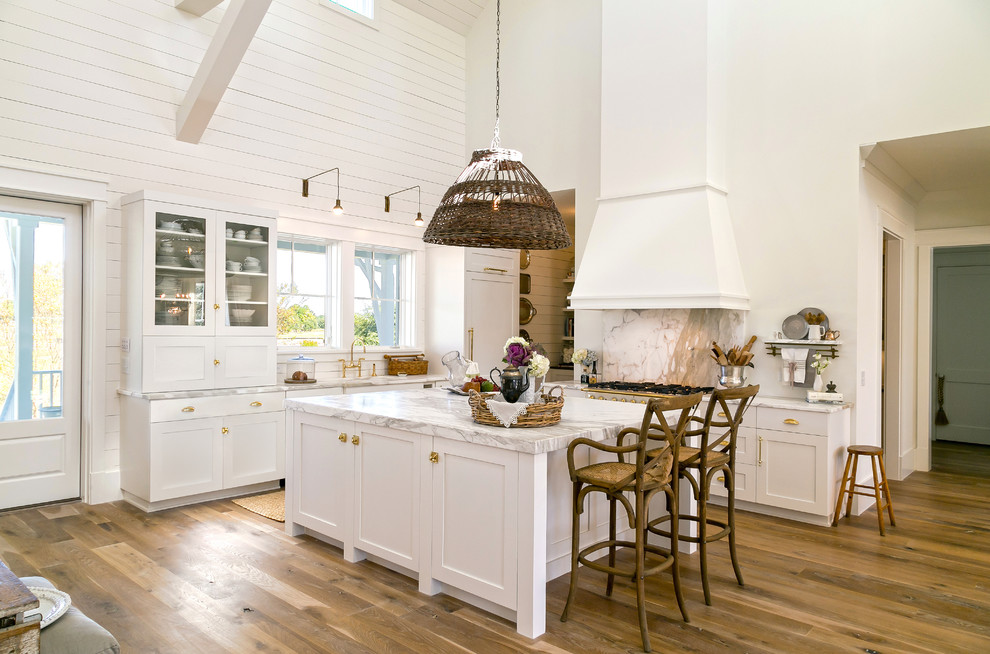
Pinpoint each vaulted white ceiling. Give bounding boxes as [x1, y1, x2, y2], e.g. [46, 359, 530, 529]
[392, 0, 487, 36]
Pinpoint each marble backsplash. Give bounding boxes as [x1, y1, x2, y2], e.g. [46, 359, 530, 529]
[602, 309, 746, 386]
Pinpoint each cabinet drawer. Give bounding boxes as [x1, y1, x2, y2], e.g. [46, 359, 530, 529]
[465, 248, 516, 274]
[150, 392, 284, 422]
[757, 406, 827, 436]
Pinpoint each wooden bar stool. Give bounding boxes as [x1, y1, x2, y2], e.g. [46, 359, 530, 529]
[832, 445, 895, 535]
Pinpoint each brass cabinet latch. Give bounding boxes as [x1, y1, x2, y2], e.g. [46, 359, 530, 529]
[338, 433, 347, 442]
[351, 435, 360, 445]
[429, 451, 439, 463]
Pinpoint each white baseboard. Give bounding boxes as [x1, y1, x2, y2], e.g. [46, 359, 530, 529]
[87, 470, 122, 505]
[901, 447, 919, 475]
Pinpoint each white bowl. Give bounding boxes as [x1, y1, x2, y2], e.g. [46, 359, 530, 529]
[230, 308, 255, 320]
[226, 261, 242, 271]
[234, 230, 247, 239]
[159, 221, 181, 231]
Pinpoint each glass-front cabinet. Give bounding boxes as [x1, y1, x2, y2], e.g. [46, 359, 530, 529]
[123, 191, 277, 392]
[144, 207, 275, 335]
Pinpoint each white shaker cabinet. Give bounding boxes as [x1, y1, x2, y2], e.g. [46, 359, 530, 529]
[122, 391, 285, 511]
[121, 191, 277, 393]
[426, 247, 518, 380]
[287, 412, 520, 602]
[429, 436, 519, 609]
[708, 400, 850, 525]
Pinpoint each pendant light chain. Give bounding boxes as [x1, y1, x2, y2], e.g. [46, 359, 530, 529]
[491, 0, 501, 149]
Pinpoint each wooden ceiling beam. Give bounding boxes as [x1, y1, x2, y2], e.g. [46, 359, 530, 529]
[175, 0, 224, 17]
[176, 0, 272, 143]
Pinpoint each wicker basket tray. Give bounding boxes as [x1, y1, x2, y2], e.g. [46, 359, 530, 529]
[468, 386, 564, 427]
[384, 353, 429, 375]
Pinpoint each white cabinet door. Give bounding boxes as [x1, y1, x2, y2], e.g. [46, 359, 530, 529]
[223, 412, 284, 489]
[353, 426, 423, 570]
[214, 336, 276, 388]
[710, 462, 757, 504]
[756, 430, 827, 514]
[292, 415, 353, 540]
[215, 211, 277, 337]
[150, 417, 222, 501]
[465, 272, 518, 377]
[431, 438, 518, 609]
[143, 337, 215, 392]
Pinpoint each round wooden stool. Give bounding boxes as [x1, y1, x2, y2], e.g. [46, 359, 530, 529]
[832, 445, 895, 535]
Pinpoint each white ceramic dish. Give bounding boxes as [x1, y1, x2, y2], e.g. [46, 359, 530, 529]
[159, 221, 181, 231]
[226, 261, 242, 271]
[24, 586, 71, 629]
[230, 308, 255, 320]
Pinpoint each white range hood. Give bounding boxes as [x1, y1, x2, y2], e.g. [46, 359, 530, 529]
[569, 0, 749, 311]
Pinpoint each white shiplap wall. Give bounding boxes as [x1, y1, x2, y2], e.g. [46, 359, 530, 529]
[524, 247, 573, 367]
[0, 0, 465, 499]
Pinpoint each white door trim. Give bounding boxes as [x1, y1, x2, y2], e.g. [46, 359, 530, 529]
[916, 226, 990, 472]
[0, 165, 112, 504]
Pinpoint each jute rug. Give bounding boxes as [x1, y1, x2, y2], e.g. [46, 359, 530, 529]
[232, 489, 285, 522]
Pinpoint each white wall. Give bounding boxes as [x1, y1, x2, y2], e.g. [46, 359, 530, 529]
[0, 0, 465, 500]
[464, 1, 990, 464]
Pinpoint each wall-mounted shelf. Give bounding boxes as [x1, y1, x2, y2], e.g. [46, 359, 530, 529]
[765, 339, 842, 358]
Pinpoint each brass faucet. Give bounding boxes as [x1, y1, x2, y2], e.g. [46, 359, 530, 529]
[339, 338, 366, 378]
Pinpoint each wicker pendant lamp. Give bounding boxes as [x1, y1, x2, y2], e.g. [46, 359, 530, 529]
[423, 0, 571, 250]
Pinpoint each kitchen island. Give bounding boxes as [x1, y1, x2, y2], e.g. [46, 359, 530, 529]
[284, 388, 650, 639]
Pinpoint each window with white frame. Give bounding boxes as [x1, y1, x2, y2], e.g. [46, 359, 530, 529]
[353, 246, 411, 347]
[323, 0, 374, 20]
[276, 237, 337, 347]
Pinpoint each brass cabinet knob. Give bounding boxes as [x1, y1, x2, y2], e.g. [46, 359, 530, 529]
[338, 433, 347, 442]
[429, 451, 439, 463]
[719, 440, 729, 447]
[716, 475, 725, 483]
[221, 427, 229, 434]
[214, 303, 220, 310]
[181, 406, 195, 413]
[784, 418, 799, 425]
[718, 412, 727, 417]
[351, 435, 360, 445]
[249, 401, 262, 407]
[214, 359, 220, 366]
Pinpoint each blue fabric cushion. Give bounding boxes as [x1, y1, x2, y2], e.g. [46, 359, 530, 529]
[17, 577, 120, 654]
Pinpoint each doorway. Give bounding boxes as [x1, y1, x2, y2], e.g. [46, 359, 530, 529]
[932, 246, 990, 449]
[0, 195, 82, 510]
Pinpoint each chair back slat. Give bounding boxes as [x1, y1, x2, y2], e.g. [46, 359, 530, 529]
[692, 385, 760, 467]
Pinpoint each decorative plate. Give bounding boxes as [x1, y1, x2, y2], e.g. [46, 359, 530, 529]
[519, 297, 536, 325]
[24, 587, 71, 629]
[781, 313, 809, 340]
[519, 249, 531, 270]
[797, 307, 829, 332]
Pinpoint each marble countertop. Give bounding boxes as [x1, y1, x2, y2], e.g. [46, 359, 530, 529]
[752, 396, 850, 413]
[285, 388, 647, 455]
[118, 373, 449, 400]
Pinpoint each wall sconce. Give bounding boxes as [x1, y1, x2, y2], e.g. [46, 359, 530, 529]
[302, 167, 344, 215]
[384, 185, 423, 226]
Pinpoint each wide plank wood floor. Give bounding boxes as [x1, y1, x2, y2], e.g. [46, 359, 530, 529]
[2, 441, 988, 653]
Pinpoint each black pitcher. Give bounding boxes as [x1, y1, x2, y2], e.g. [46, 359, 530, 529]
[491, 365, 530, 404]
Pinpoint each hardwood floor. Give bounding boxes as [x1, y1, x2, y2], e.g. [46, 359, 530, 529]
[1, 446, 988, 653]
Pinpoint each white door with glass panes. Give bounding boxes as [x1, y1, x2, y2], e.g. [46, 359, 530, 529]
[0, 196, 82, 510]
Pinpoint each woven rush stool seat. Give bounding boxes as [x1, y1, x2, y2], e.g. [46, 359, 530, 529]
[832, 444, 896, 535]
[560, 393, 703, 653]
[646, 384, 760, 606]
